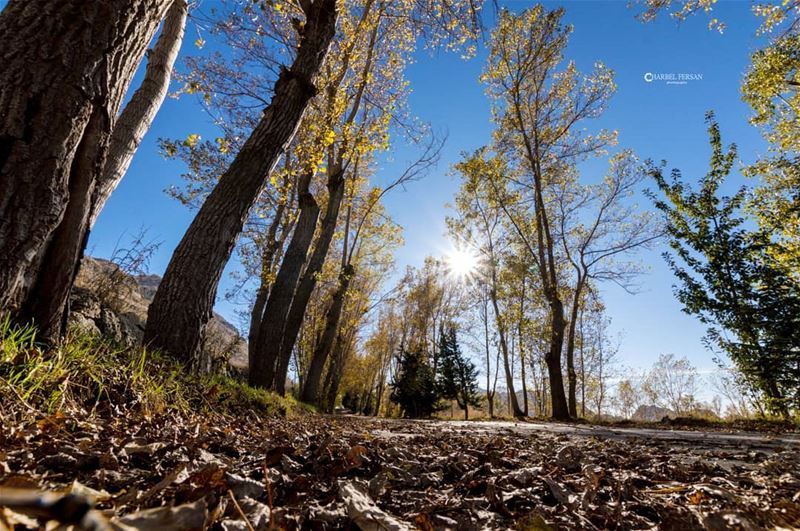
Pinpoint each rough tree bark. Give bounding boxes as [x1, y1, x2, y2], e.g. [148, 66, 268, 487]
[0, 0, 171, 338]
[267, 169, 346, 394]
[247, 194, 292, 364]
[90, 0, 188, 227]
[546, 300, 570, 419]
[145, 0, 338, 370]
[24, 0, 186, 341]
[249, 172, 320, 387]
[300, 263, 352, 403]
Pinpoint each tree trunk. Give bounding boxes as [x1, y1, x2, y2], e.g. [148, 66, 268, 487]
[247, 198, 290, 365]
[375, 380, 385, 417]
[144, 0, 338, 369]
[579, 308, 586, 418]
[483, 296, 495, 419]
[566, 276, 584, 418]
[489, 286, 524, 418]
[0, 0, 170, 335]
[249, 184, 320, 386]
[520, 358, 529, 417]
[301, 264, 352, 404]
[323, 334, 348, 413]
[547, 299, 570, 420]
[269, 169, 346, 394]
[24, 0, 186, 342]
[90, 0, 188, 227]
[375, 356, 388, 417]
[18, 110, 106, 340]
[518, 277, 528, 416]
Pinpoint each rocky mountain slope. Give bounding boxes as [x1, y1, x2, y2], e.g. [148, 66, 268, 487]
[69, 257, 248, 371]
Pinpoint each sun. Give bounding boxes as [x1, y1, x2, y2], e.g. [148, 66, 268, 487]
[445, 247, 479, 279]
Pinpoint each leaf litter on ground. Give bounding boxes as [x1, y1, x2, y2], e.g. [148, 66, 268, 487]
[2, 404, 800, 531]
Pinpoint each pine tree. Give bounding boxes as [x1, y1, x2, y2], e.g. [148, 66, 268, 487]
[390, 349, 441, 418]
[438, 325, 481, 420]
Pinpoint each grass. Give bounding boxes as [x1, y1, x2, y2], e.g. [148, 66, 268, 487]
[0, 316, 309, 420]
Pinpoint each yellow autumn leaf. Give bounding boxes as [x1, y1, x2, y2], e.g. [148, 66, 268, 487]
[183, 134, 200, 148]
[215, 137, 229, 154]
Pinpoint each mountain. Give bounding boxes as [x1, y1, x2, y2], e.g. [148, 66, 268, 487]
[69, 257, 248, 371]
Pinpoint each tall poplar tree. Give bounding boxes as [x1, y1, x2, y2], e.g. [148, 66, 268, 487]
[481, 6, 617, 419]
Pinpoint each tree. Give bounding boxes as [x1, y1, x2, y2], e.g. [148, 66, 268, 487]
[0, 0, 173, 341]
[249, 0, 396, 392]
[351, 301, 404, 416]
[648, 114, 800, 415]
[709, 366, 765, 419]
[91, 0, 188, 227]
[300, 145, 432, 404]
[555, 152, 660, 417]
[317, 210, 401, 412]
[153, 0, 480, 379]
[743, 32, 800, 273]
[642, 354, 699, 415]
[577, 297, 619, 418]
[614, 378, 640, 419]
[476, 285, 502, 419]
[450, 150, 525, 418]
[390, 348, 441, 418]
[29, 0, 187, 346]
[144, 0, 339, 370]
[481, 6, 617, 420]
[437, 325, 481, 420]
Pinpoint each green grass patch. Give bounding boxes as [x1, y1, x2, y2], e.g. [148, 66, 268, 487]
[0, 316, 308, 420]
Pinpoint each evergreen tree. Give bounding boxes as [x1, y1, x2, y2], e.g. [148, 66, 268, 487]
[389, 349, 441, 418]
[648, 113, 800, 416]
[438, 325, 482, 420]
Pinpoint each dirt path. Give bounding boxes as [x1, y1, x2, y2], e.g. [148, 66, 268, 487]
[367, 417, 800, 452]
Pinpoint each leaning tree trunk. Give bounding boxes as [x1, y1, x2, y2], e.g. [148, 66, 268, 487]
[323, 334, 350, 413]
[90, 0, 188, 227]
[21, 0, 186, 342]
[247, 198, 291, 364]
[144, 0, 338, 370]
[301, 264, 352, 403]
[0, 0, 170, 335]
[268, 170, 346, 394]
[249, 173, 320, 387]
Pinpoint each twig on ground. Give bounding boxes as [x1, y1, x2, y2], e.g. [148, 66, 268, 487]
[227, 489, 256, 531]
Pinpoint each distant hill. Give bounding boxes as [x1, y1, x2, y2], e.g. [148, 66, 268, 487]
[631, 405, 675, 422]
[69, 257, 248, 371]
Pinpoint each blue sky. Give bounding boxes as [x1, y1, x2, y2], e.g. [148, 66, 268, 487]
[85, 1, 768, 380]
